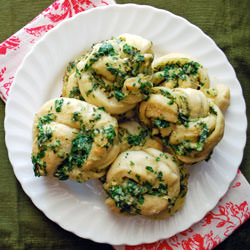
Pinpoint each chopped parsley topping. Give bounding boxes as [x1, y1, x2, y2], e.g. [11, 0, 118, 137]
[157, 171, 163, 181]
[66, 61, 76, 73]
[182, 61, 201, 75]
[70, 61, 76, 68]
[37, 126, 53, 148]
[159, 89, 175, 102]
[107, 178, 169, 214]
[85, 81, 99, 97]
[75, 68, 81, 80]
[83, 38, 152, 103]
[153, 119, 170, 128]
[53, 164, 69, 181]
[67, 130, 93, 168]
[86, 88, 93, 96]
[54, 129, 94, 180]
[36, 113, 54, 148]
[32, 113, 55, 176]
[106, 64, 120, 77]
[50, 121, 115, 181]
[114, 90, 125, 101]
[97, 107, 105, 112]
[209, 106, 217, 115]
[130, 161, 135, 166]
[156, 61, 202, 87]
[49, 140, 61, 153]
[89, 113, 101, 123]
[155, 157, 160, 162]
[123, 43, 137, 56]
[102, 125, 116, 147]
[72, 111, 81, 122]
[97, 43, 116, 57]
[39, 113, 54, 124]
[168, 100, 174, 105]
[32, 153, 47, 177]
[107, 179, 145, 214]
[55, 99, 64, 112]
[197, 123, 209, 151]
[169, 122, 210, 156]
[178, 112, 190, 128]
[145, 166, 154, 173]
[160, 152, 168, 159]
[135, 174, 141, 182]
[178, 166, 188, 198]
[138, 79, 152, 99]
[84, 43, 116, 71]
[125, 129, 148, 147]
[69, 87, 85, 101]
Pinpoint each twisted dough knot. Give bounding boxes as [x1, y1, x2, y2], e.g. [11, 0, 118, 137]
[32, 98, 120, 182]
[139, 87, 225, 164]
[103, 148, 188, 218]
[62, 33, 154, 115]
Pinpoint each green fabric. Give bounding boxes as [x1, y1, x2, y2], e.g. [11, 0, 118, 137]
[0, 0, 249, 249]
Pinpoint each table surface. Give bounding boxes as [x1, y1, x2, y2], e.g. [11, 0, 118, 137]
[0, 0, 249, 249]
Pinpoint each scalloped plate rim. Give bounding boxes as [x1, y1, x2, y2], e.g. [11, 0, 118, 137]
[4, 3, 247, 245]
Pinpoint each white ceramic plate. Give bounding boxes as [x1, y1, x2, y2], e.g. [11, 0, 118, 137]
[5, 4, 247, 245]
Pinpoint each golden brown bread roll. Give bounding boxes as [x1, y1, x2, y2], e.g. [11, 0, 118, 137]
[103, 148, 188, 218]
[139, 87, 225, 164]
[32, 97, 120, 182]
[62, 34, 154, 114]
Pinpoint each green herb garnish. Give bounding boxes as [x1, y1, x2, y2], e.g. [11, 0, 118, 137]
[55, 99, 64, 112]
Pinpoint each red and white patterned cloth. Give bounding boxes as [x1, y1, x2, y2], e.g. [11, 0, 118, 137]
[0, 1, 249, 249]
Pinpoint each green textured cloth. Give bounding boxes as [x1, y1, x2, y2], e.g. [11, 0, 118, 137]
[0, 0, 249, 249]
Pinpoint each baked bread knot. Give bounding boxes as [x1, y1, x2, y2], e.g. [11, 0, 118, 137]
[62, 33, 154, 114]
[32, 98, 120, 182]
[103, 148, 188, 218]
[139, 87, 225, 164]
